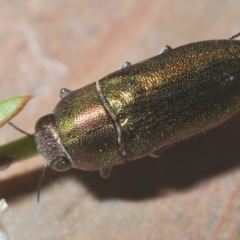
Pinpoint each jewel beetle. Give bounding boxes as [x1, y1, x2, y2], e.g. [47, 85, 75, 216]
[35, 33, 240, 179]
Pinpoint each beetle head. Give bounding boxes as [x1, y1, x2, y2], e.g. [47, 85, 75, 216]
[35, 114, 73, 172]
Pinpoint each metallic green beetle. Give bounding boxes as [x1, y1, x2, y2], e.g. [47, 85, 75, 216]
[35, 33, 240, 178]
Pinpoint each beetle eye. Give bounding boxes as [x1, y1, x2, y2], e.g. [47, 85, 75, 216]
[50, 156, 71, 172]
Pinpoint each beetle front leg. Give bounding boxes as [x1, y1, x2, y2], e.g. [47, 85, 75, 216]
[60, 88, 73, 98]
[159, 45, 172, 55]
[100, 167, 112, 179]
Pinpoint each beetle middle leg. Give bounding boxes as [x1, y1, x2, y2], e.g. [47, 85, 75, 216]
[100, 167, 112, 179]
[120, 61, 132, 69]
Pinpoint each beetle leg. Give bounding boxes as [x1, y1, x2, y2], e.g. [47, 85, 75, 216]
[100, 167, 112, 179]
[159, 45, 172, 55]
[149, 153, 161, 158]
[60, 88, 73, 98]
[120, 61, 132, 69]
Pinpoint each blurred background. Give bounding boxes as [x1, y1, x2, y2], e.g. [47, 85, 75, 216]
[1, 0, 240, 239]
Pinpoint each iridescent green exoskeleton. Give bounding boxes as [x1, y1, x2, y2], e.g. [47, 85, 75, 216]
[35, 33, 240, 178]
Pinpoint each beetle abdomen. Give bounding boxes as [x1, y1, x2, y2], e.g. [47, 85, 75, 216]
[99, 40, 240, 160]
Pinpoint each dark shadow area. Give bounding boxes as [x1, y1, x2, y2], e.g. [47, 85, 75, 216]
[1, 112, 240, 202]
[0, 166, 73, 202]
[74, 111, 240, 200]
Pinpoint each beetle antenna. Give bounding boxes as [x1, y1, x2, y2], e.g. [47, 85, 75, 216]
[37, 162, 48, 202]
[8, 122, 34, 138]
[229, 32, 240, 40]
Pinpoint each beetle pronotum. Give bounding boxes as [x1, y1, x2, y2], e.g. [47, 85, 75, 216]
[35, 33, 240, 180]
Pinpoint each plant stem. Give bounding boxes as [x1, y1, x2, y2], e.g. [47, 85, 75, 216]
[0, 136, 39, 170]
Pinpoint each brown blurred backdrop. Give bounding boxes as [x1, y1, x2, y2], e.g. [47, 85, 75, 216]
[1, 0, 240, 239]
